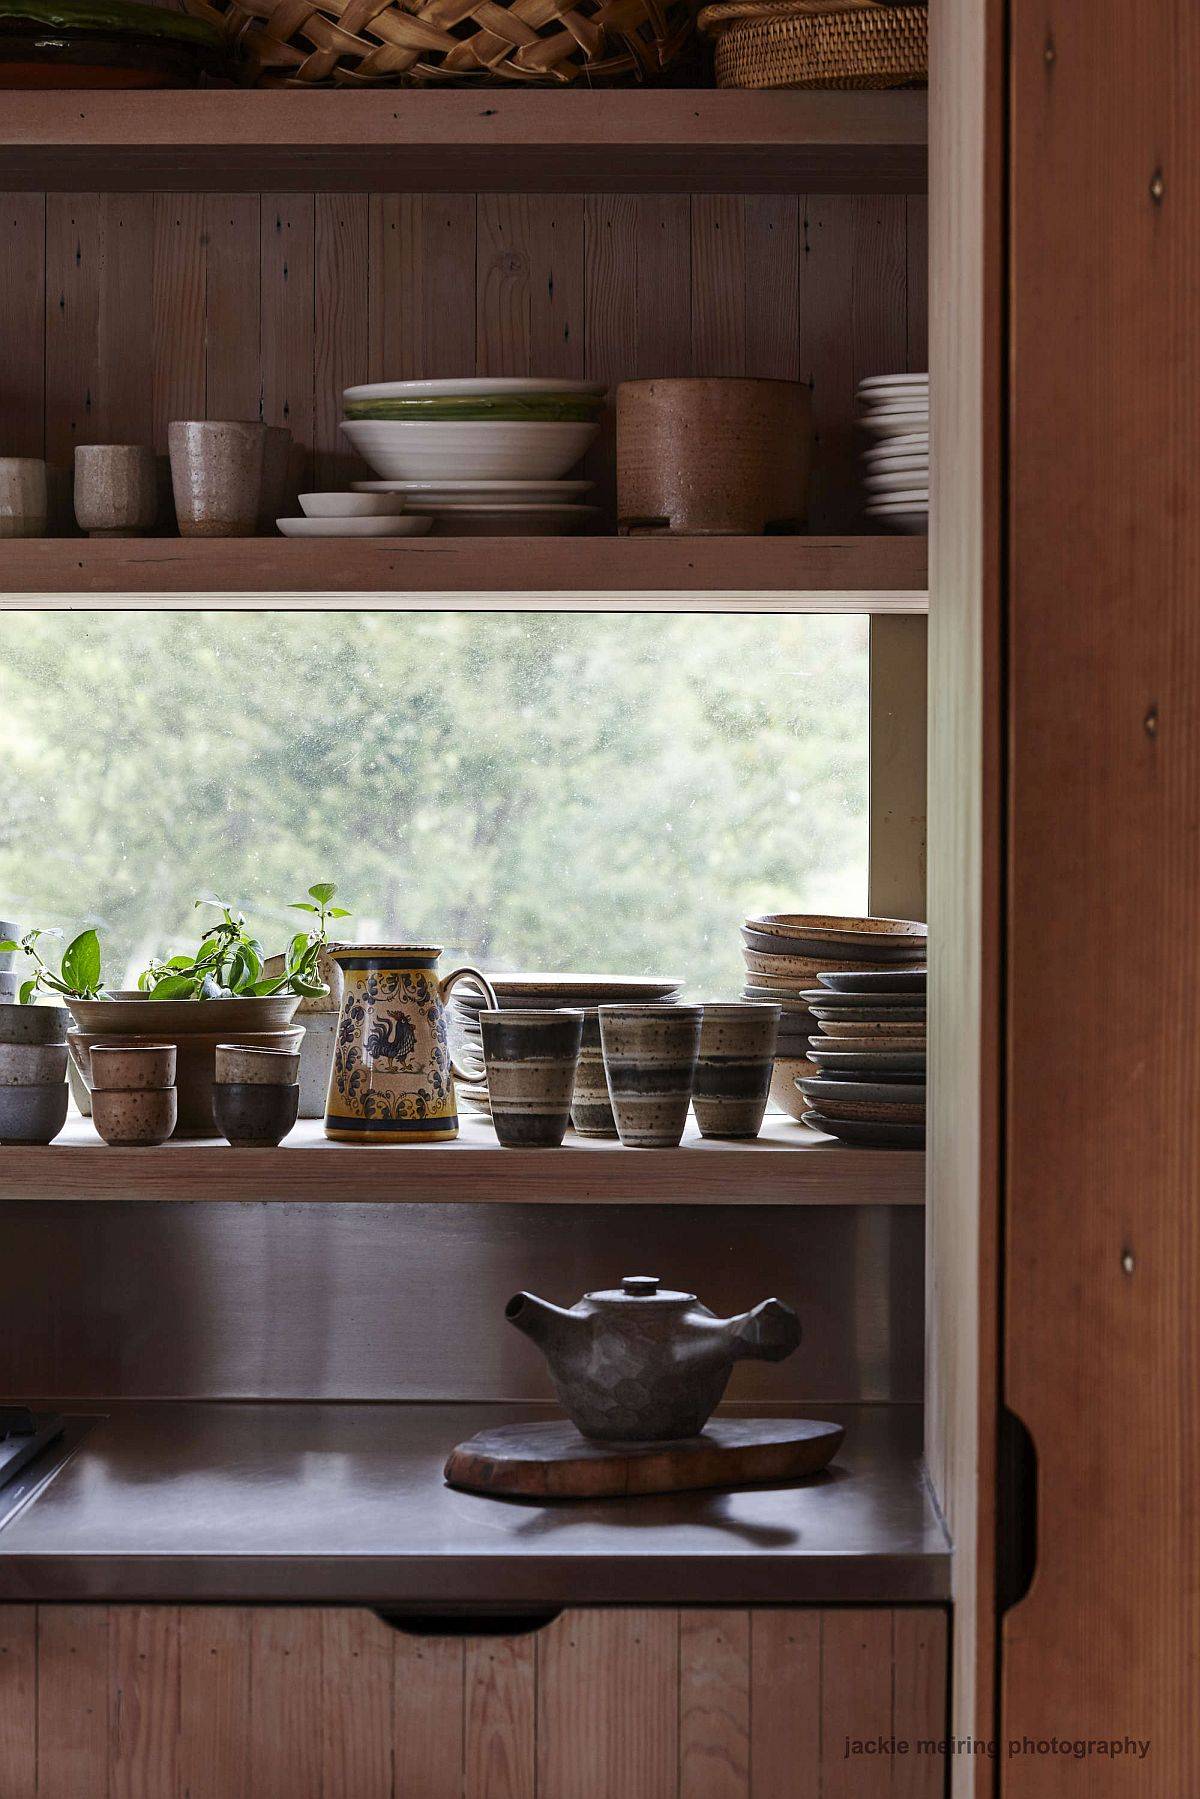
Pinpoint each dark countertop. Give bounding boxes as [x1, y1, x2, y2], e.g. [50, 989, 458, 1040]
[0, 1401, 948, 1607]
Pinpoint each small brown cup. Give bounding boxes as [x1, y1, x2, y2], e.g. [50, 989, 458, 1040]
[89, 1042, 176, 1092]
[168, 420, 266, 538]
[692, 1002, 781, 1139]
[92, 1087, 178, 1147]
[213, 1080, 299, 1147]
[479, 1009, 583, 1148]
[73, 444, 157, 536]
[215, 1043, 301, 1085]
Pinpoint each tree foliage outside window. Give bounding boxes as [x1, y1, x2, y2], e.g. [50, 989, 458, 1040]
[0, 610, 867, 997]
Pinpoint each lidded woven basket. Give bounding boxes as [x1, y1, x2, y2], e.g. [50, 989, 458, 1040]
[185, 0, 693, 84]
[698, 0, 926, 90]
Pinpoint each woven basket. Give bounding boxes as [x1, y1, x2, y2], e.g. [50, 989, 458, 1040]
[698, 0, 926, 89]
[186, 0, 692, 84]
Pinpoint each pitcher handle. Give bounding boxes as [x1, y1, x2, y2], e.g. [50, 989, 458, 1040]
[440, 965, 499, 1085]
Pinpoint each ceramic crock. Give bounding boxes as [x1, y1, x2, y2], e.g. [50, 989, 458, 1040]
[324, 945, 497, 1143]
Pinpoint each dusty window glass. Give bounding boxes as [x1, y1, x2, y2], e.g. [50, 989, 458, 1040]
[0, 611, 868, 998]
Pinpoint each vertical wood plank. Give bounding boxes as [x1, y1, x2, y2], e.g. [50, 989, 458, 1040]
[394, 1632, 463, 1799]
[463, 1634, 535, 1799]
[204, 194, 261, 422]
[818, 1609, 894, 1799]
[178, 1607, 251, 1799]
[892, 1609, 948, 1799]
[260, 193, 316, 490]
[691, 195, 747, 375]
[869, 614, 929, 922]
[583, 192, 637, 526]
[314, 193, 369, 488]
[905, 195, 929, 374]
[749, 1610, 820, 1799]
[801, 194, 909, 530]
[109, 1606, 180, 1799]
[95, 193, 154, 445]
[744, 197, 801, 381]
[37, 1606, 110, 1799]
[633, 194, 692, 377]
[321, 1608, 394, 1799]
[476, 195, 584, 378]
[152, 194, 206, 452]
[370, 193, 476, 381]
[679, 1609, 750, 1799]
[0, 1607, 36, 1799]
[45, 193, 100, 522]
[247, 1608, 323, 1799]
[0, 194, 46, 458]
[537, 1609, 677, 1799]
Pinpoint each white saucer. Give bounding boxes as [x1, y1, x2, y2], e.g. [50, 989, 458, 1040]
[276, 515, 433, 537]
[858, 413, 930, 438]
[353, 478, 593, 503]
[343, 377, 606, 403]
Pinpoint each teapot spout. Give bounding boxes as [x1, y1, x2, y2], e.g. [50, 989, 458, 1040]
[505, 1291, 577, 1352]
[727, 1298, 801, 1364]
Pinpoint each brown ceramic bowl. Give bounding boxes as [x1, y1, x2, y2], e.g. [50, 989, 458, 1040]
[88, 1042, 176, 1091]
[69, 1024, 304, 1138]
[215, 1043, 302, 1086]
[0, 1040, 69, 1086]
[213, 1081, 300, 1148]
[92, 1086, 178, 1146]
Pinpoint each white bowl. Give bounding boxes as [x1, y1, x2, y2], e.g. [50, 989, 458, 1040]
[857, 372, 928, 390]
[276, 515, 432, 538]
[340, 419, 599, 481]
[344, 377, 606, 403]
[352, 478, 594, 503]
[298, 492, 403, 518]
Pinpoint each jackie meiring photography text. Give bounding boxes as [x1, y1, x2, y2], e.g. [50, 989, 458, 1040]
[843, 1734, 1152, 1763]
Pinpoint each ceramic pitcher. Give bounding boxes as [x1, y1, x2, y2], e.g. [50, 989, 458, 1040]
[324, 945, 497, 1143]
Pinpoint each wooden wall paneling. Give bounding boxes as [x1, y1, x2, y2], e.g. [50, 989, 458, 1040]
[151, 192, 206, 517]
[368, 194, 477, 382]
[1002, 0, 1200, 1791]
[463, 1633, 535, 1799]
[629, 194, 692, 376]
[536, 1608, 678, 1799]
[109, 1605, 180, 1799]
[203, 194, 261, 423]
[905, 194, 928, 373]
[802, 194, 909, 531]
[314, 194, 369, 490]
[260, 193, 316, 499]
[679, 1609, 751, 1799]
[691, 195, 747, 374]
[45, 195, 100, 526]
[476, 194, 585, 378]
[36, 1604, 109, 1799]
[819, 1608, 895, 1799]
[1, 194, 45, 459]
[926, 0, 1003, 1789]
[0, 1605, 35, 1799]
[247, 1607, 323, 1799]
[178, 1606, 251, 1799]
[748, 1610, 820, 1794]
[321, 1608, 394, 1798]
[743, 197, 801, 383]
[393, 1631, 464, 1798]
[892, 1608, 948, 1799]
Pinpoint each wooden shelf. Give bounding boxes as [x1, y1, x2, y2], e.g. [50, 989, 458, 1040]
[0, 90, 927, 195]
[0, 534, 927, 609]
[0, 1113, 925, 1204]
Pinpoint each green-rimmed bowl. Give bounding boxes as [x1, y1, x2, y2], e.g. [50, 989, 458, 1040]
[343, 395, 605, 424]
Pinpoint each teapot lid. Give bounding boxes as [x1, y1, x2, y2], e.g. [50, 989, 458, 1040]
[585, 1274, 696, 1307]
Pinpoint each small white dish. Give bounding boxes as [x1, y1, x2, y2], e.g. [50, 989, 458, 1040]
[276, 515, 433, 537]
[352, 478, 594, 503]
[299, 492, 403, 518]
[343, 377, 607, 403]
[340, 419, 599, 481]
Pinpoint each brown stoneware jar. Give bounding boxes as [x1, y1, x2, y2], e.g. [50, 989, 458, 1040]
[597, 1004, 703, 1148]
[480, 1008, 584, 1148]
[92, 1087, 177, 1147]
[616, 378, 812, 535]
[568, 1007, 618, 1139]
[168, 420, 266, 537]
[692, 1001, 781, 1139]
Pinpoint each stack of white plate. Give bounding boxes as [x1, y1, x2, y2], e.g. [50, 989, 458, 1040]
[340, 378, 604, 535]
[857, 373, 928, 534]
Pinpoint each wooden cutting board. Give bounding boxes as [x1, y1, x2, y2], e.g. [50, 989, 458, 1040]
[444, 1417, 845, 1500]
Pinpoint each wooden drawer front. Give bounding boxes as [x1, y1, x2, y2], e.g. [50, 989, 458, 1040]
[0, 1604, 945, 1797]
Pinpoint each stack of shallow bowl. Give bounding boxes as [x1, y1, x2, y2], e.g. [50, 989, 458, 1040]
[741, 914, 927, 1120]
[449, 973, 683, 1127]
[341, 379, 604, 536]
[858, 372, 928, 534]
[797, 967, 926, 1147]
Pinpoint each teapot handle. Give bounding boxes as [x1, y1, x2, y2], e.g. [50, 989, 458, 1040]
[440, 965, 499, 1085]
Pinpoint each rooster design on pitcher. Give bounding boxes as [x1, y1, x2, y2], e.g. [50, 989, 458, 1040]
[331, 967, 451, 1122]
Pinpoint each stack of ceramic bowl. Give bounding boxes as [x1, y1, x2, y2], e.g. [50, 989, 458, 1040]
[741, 914, 927, 1121]
[797, 968, 926, 1147]
[341, 378, 604, 536]
[449, 973, 683, 1130]
[858, 372, 928, 534]
[0, 1001, 70, 1145]
[278, 493, 432, 539]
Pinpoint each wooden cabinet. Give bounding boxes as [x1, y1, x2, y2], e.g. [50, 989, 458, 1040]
[0, 1603, 946, 1797]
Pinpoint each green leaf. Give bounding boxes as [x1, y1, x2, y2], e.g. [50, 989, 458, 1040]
[247, 976, 290, 996]
[327, 908, 351, 919]
[288, 932, 310, 965]
[0, 939, 19, 953]
[18, 979, 37, 1005]
[60, 928, 102, 996]
[164, 954, 195, 971]
[307, 883, 337, 905]
[148, 974, 199, 1000]
[289, 902, 319, 915]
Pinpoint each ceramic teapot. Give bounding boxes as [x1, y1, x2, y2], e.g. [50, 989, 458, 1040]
[506, 1275, 801, 1442]
[324, 945, 496, 1144]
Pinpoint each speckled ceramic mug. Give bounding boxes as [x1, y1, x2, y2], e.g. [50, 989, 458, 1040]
[569, 1007, 618, 1139]
[73, 444, 158, 536]
[597, 1004, 703, 1149]
[168, 420, 266, 537]
[0, 457, 47, 539]
[692, 1001, 781, 1139]
[480, 1008, 583, 1148]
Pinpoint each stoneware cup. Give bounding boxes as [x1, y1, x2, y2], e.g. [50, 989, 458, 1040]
[88, 1042, 177, 1092]
[215, 1043, 301, 1086]
[0, 1083, 68, 1144]
[168, 420, 266, 537]
[598, 1004, 703, 1149]
[92, 1087, 178, 1147]
[0, 457, 48, 538]
[568, 1007, 618, 1138]
[479, 1008, 584, 1148]
[0, 1002, 69, 1047]
[73, 444, 158, 536]
[692, 1002, 782, 1139]
[257, 424, 293, 532]
[0, 1041, 69, 1086]
[213, 1080, 299, 1147]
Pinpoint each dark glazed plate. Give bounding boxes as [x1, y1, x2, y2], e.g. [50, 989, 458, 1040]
[817, 969, 927, 994]
[802, 1110, 925, 1149]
